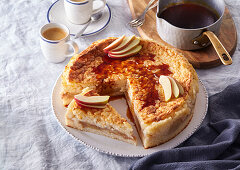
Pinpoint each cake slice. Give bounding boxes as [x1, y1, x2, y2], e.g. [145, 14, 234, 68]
[65, 88, 137, 145]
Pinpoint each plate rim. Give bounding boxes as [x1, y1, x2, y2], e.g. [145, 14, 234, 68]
[51, 74, 208, 157]
[47, 0, 112, 37]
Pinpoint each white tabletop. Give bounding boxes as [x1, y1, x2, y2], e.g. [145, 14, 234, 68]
[1, 0, 240, 169]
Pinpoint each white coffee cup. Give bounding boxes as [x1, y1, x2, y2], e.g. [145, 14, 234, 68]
[64, 0, 106, 25]
[40, 23, 79, 63]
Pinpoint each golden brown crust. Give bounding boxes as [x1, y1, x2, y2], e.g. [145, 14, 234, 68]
[69, 38, 114, 82]
[62, 37, 199, 148]
[62, 37, 198, 122]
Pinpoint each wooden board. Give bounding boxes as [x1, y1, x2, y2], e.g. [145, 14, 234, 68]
[128, 0, 237, 69]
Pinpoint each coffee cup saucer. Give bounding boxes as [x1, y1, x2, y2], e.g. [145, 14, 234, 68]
[47, 0, 111, 37]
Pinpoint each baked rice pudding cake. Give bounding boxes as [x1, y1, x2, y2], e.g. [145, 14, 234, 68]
[61, 36, 199, 148]
[65, 88, 137, 145]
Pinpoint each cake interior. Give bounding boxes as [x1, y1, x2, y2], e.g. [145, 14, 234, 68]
[65, 92, 137, 145]
[62, 38, 199, 148]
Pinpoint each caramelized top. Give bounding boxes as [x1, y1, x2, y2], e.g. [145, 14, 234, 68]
[64, 37, 199, 124]
[93, 54, 172, 108]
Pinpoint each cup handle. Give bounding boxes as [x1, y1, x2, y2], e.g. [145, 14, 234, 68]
[65, 40, 79, 57]
[203, 31, 232, 65]
[92, 0, 106, 14]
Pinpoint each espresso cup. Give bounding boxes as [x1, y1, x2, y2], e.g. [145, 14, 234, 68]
[64, 0, 106, 25]
[40, 23, 79, 63]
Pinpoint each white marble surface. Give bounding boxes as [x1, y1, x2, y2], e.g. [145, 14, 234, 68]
[0, 0, 239, 169]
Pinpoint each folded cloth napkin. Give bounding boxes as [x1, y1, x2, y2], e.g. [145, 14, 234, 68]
[130, 81, 240, 170]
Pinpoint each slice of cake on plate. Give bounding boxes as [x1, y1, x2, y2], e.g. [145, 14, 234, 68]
[65, 88, 137, 145]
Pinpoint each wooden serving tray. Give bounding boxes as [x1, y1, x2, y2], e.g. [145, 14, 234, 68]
[128, 0, 237, 69]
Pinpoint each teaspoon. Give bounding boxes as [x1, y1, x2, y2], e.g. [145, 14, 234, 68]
[74, 12, 103, 39]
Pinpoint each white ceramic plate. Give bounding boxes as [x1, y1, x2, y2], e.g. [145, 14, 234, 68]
[47, 0, 111, 36]
[51, 75, 208, 157]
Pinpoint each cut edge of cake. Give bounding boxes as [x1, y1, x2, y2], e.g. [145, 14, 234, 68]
[61, 36, 199, 149]
[126, 90, 195, 148]
[65, 94, 137, 145]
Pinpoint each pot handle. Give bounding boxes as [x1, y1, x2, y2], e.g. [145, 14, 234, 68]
[203, 31, 232, 65]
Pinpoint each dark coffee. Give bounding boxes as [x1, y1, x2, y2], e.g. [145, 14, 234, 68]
[158, 3, 219, 29]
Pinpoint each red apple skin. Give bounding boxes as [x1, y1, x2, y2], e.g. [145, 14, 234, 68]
[75, 99, 106, 109]
[108, 54, 131, 60]
[103, 35, 125, 53]
[108, 53, 138, 59]
[104, 49, 109, 53]
[74, 96, 108, 106]
[75, 100, 88, 108]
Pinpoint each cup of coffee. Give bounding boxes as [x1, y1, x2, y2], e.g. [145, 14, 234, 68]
[40, 23, 79, 63]
[64, 0, 106, 25]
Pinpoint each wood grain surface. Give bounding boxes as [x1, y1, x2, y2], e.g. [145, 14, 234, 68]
[127, 0, 237, 68]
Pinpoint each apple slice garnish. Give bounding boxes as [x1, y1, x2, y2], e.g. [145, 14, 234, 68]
[159, 75, 172, 102]
[111, 35, 135, 51]
[108, 45, 142, 59]
[74, 94, 110, 106]
[75, 100, 106, 109]
[109, 38, 140, 55]
[168, 76, 180, 98]
[80, 87, 92, 96]
[103, 35, 125, 52]
[176, 80, 184, 95]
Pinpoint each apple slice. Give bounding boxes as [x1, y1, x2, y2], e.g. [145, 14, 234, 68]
[109, 38, 140, 55]
[176, 80, 184, 95]
[75, 100, 106, 109]
[108, 45, 142, 59]
[103, 35, 125, 52]
[168, 76, 180, 98]
[80, 87, 92, 96]
[159, 75, 172, 102]
[74, 94, 110, 106]
[111, 35, 135, 51]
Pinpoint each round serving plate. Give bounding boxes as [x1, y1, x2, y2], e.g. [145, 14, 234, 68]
[51, 74, 208, 157]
